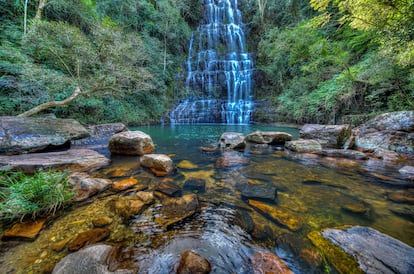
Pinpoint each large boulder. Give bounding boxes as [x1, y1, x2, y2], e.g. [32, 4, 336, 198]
[300, 124, 351, 148]
[285, 139, 322, 153]
[109, 131, 155, 155]
[140, 154, 174, 176]
[52, 244, 135, 274]
[246, 131, 292, 145]
[354, 111, 414, 154]
[0, 148, 110, 173]
[218, 132, 246, 150]
[321, 226, 414, 274]
[0, 116, 90, 155]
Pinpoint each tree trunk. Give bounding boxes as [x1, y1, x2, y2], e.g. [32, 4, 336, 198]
[18, 87, 82, 117]
[35, 0, 48, 20]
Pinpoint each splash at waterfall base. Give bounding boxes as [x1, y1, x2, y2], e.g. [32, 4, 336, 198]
[169, 98, 254, 124]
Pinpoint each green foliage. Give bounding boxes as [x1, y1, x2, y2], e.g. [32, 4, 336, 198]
[0, 170, 74, 221]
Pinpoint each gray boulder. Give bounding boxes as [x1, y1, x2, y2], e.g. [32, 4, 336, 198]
[0, 116, 90, 155]
[219, 132, 246, 150]
[0, 148, 110, 173]
[52, 244, 134, 274]
[322, 226, 414, 274]
[109, 131, 155, 155]
[285, 139, 322, 153]
[300, 124, 351, 148]
[245, 131, 292, 145]
[140, 154, 174, 176]
[354, 111, 414, 154]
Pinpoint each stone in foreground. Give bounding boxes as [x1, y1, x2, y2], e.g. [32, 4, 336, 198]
[140, 154, 174, 176]
[53, 244, 135, 274]
[177, 250, 211, 274]
[251, 251, 293, 274]
[109, 131, 155, 155]
[0, 116, 90, 155]
[316, 226, 414, 274]
[246, 131, 292, 145]
[0, 148, 110, 173]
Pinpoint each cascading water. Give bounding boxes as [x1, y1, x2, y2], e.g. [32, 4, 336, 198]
[170, 0, 254, 124]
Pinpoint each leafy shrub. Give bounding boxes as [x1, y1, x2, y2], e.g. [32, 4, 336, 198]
[0, 170, 74, 221]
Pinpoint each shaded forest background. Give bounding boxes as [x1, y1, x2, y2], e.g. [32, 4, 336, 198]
[1, 0, 413, 125]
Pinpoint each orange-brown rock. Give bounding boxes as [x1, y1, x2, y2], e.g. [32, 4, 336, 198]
[111, 177, 139, 191]
[248, 200, 302, 231]
[68, 228, 110, 251]
[251, 251, 294, 274]
[2, 218, 46, 241]
[177, 250, 211, 274]
[387, 191, 414, 204]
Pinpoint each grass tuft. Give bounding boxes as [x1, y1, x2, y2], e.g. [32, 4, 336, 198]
[0, 170, 74, 222]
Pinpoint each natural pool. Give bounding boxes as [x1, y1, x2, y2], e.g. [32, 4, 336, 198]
[1, 124, 413, 273]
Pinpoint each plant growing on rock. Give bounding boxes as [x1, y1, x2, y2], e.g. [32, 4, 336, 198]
[0, 170, 74, 222]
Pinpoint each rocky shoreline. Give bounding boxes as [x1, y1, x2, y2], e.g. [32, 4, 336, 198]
[0, 111, 413, 273]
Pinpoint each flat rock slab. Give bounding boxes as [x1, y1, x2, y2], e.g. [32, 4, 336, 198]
[322, 226, 414, 274]
[0, 116, 90, 155]
[2, 218, 46, 241]
[0, 148, 110, 173]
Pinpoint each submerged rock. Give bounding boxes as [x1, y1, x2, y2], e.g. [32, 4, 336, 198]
[155, 181, 182, 197]
[238, 183, 277, 203]
[248, 200, 302, 231]
[246, 131, 292, 145]
[183, 178, 206, 193]
[218, 132, 246, 150]
[156, 194, 199, 229]
[251, 251, 293, 274]
[300, 124, 351, 148]
[69, 228, 110, 251]
[285, 139, 322, 153]
[0, 116, 90, 155]
[1, 218, 46, 241]
[109, 131, 155, 155]
[69, 172, 112, 202]
[321, 226, 414, 274]
[177, 250, 212, 274]
[387, 189, 414, 204]
[390, 205, 414, 222]
[53, 244, 134, 274]
[215, 151, 249, 168]
[0, 148, 110, 173]
[140, 154, 174, 176]
[112, 196, 146, 220]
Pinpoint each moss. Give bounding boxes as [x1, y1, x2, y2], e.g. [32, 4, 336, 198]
[308, 230, 363, 274]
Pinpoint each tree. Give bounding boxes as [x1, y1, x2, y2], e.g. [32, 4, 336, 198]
[309, 0, 414, 66]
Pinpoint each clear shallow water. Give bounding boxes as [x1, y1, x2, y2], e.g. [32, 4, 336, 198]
[1, 124, 413, 273]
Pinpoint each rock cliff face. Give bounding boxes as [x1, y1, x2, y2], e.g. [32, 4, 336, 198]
[0, 116, 90, 155]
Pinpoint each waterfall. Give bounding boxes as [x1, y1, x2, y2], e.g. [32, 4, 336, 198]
[170, 0, 254, 124]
